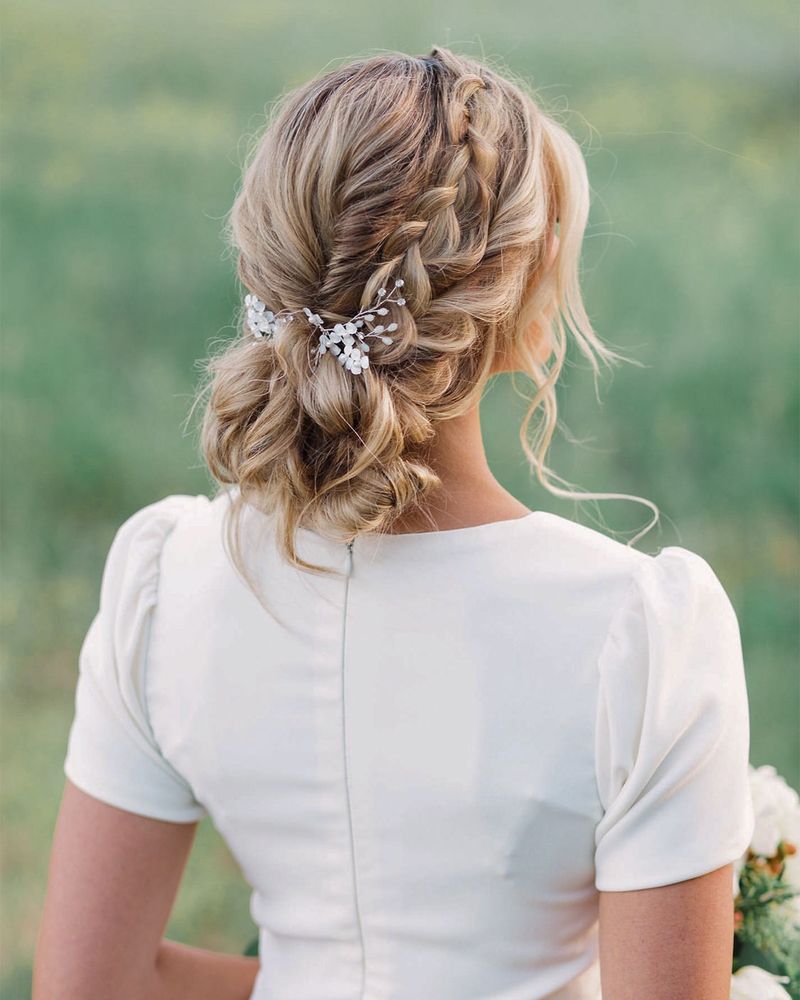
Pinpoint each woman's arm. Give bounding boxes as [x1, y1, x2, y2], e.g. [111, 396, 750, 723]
[33, 779, 259, 1000]
[598, 863, 736, 999]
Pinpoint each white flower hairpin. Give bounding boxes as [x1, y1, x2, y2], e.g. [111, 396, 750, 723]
[245, 277, 407, 376]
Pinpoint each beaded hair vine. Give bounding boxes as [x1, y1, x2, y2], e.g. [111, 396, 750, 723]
[244, 278, 406, 376]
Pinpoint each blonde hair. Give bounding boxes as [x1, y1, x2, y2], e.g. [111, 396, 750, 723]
[192, 46, 658, 601]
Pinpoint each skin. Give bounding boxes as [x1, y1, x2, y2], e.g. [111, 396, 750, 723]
[34, 783, 259, 1000]
[34, 236, 737, 998]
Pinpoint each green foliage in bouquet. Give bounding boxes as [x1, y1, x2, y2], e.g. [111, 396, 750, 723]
[734, 844, 800, 999]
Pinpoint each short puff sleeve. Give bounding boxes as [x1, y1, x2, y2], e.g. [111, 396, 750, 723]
[594, 545, 755, 891]
[63, 494, 207, 823]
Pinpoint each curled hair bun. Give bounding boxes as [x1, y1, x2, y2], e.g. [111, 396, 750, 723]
[195, 46, 638, 593]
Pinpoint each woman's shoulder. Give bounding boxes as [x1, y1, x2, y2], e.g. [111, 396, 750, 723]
[521, 509, 654, 604]
[103, 492, 215, 574]
[145, 488, 238, 572]
[526, 512, 740, 642]
[530, 509, 651, 565]
[117, 487, 240, 539]
[112, 491, 212, 537]
[532, 509, 731, 592]
[101, 490, 230, 591]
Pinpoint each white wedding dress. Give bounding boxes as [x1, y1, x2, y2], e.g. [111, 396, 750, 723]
[63, 487, 754, 999]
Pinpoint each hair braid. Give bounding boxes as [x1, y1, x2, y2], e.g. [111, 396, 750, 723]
[380, 54, 502, 317]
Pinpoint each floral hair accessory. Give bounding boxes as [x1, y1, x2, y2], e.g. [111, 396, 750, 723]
[245, 278, 406, 376]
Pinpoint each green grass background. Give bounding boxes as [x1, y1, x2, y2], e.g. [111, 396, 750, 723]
[2, 0, 798, 993]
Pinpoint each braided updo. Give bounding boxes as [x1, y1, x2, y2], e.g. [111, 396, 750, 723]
[195, 47, 639, 590]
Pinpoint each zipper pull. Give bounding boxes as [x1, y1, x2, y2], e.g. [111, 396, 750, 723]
[345, 538, 354, 576]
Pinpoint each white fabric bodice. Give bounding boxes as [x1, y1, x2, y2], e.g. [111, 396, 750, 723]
[64, 489, 754, 999]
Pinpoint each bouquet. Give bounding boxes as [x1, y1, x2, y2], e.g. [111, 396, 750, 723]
[730, 764, 800, 998]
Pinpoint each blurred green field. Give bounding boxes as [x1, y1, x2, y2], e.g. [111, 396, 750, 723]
[2, 0, 798, 994]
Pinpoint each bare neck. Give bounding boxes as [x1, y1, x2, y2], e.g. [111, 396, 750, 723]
[385, 403, 532, 534]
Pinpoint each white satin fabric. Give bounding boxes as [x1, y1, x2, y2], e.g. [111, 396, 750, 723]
[64, 488, 754, 999]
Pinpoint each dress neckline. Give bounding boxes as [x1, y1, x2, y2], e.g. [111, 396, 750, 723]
[297, 509, 548, 552]
[370, 509, 539, 539]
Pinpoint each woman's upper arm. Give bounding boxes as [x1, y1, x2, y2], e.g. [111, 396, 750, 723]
[598, 864, 736, 999]
[594, 546, 755, 997]
[34, 780, 199, 1000]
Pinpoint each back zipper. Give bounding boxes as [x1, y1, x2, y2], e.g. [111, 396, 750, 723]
[339, 534, 364, 986]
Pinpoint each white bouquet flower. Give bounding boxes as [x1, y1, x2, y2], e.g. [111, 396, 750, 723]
[730, 965, 792, 999]
[749, 765, 800, 860]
